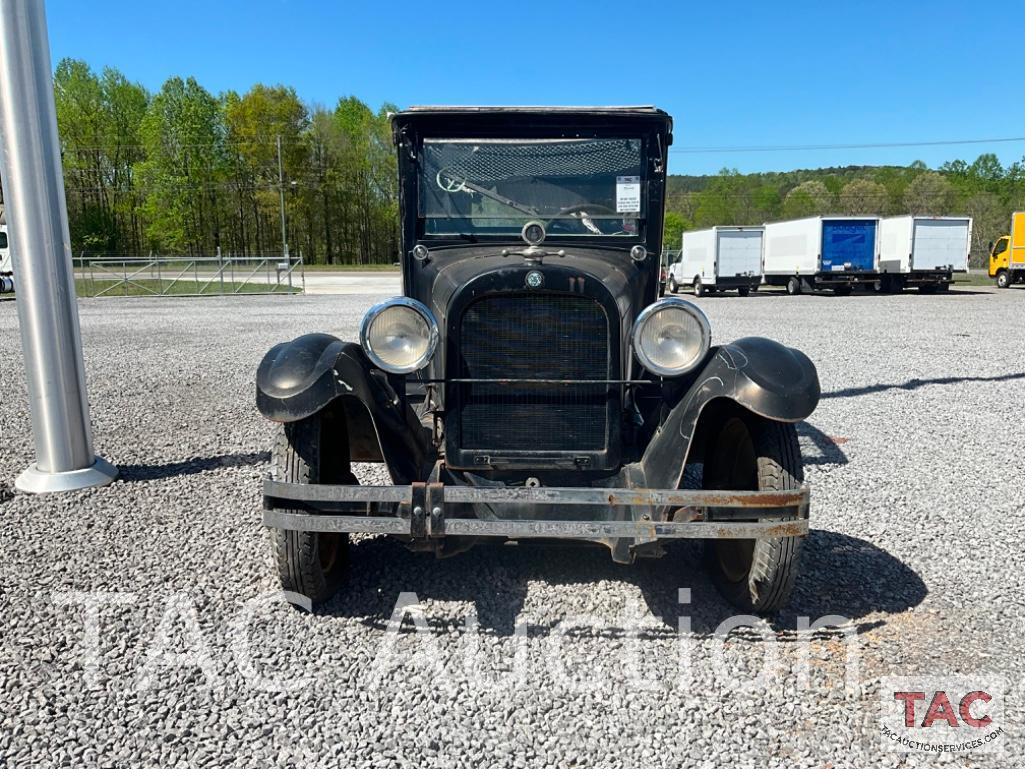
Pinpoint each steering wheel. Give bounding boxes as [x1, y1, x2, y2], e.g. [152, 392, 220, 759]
[436, 166, 469, 193]
[546, 203, 619, 235]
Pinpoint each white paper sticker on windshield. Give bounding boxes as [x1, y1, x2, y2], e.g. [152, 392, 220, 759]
[616, 176, 641, 213]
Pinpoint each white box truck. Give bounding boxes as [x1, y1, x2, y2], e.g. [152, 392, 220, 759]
[763, 216, 880, 295]
[0, 208, 12, 294]
[878, 215, 971, 293]
[667, 226, 763, 297]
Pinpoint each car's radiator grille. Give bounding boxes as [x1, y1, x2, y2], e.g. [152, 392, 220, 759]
[457, 293, 611, 452]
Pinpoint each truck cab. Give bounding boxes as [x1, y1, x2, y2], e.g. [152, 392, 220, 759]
[256, 106, 821, 614]
[989, 211, 1025, 288]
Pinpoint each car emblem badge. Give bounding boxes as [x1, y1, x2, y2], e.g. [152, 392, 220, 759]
[525, 270, 543, 289]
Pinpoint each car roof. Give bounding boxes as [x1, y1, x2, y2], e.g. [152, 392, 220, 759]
[391, 105, 673, 137]
[399, 105, 665, 115]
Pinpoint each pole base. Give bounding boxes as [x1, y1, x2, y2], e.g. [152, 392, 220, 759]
[15, 456, 118, 494]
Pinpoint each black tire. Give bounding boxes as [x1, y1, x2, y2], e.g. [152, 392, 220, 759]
[702, 415, 804, 614]
[917, 284, 937, 294]
[693, 279, 706, 297]
[668, 276, 678, 294]
[786, 276, 802, 295]
[271, 416, 351, 605]
[937, 282, 950, 292]
[737, 286, 751, 297]
[996, 270, 1011, 289]
[833, 285, 852, 296]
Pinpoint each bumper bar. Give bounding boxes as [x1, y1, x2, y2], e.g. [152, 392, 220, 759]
[263, 480, 810, 540]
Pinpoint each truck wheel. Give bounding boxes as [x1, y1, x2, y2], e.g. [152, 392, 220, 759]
[693, 278, 706, 297]
[786, 276, 802, 295]
[833, 285, 852, 296]
[271, 416, 351, 606]
[996, 270, 1011, 289]
[702, 415, 804, 614]
[668, 276, 678, 294]
[737, 286, 751, 297]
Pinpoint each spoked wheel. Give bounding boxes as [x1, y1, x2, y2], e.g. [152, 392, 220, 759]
[271, 414, 353, 606]
[702, 414, 804, 613]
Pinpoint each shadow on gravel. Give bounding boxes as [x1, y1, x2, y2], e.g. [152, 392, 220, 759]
[118, 451, 270, 481]
[798, 422, 849, 467]
[324, 528, 926, 640]
[822, 371, 1025, 400]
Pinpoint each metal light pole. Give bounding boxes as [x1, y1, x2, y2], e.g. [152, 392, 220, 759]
[276, 134, 289, 261]
[0, 0, 117, 493]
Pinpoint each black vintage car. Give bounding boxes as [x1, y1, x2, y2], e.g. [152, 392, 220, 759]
[257, 107, 820, 613]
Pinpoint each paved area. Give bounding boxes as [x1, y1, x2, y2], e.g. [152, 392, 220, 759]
[300, 271, 400, 295]
[0, 283, 1023, 767]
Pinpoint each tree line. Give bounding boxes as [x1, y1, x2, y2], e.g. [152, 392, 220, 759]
[0, 58, 1022, 267]
[664, 158, 1025, 266]
[50, 59, 397, 264]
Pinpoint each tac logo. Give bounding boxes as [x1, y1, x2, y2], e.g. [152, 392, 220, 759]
[879, 676, 1005, 754]
[894, 689, 992, 728]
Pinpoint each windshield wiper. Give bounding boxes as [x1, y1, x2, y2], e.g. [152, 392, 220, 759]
[438, 170, 541, 218]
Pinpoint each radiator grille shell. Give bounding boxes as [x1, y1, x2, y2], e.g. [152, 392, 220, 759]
[454, 293, 613, 454]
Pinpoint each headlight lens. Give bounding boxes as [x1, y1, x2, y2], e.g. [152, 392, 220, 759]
[632, 298, 711, 377]
[359, 297, 439, 374]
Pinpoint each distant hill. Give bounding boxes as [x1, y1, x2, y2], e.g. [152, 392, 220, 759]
[662, 157, 1024, 266]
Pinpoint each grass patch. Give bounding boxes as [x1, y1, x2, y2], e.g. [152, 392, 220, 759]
[953, 271, 997, 286]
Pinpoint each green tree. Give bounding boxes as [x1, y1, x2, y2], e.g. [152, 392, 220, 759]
[137, 76, 227, 253]
[838, 179, 888, 215]
[663, 211, 685, 250]
[782, 180, 832, 218]
[903, 172, 956, 215]
[223, 84, 310, 257]
[54, 59, 148, 254]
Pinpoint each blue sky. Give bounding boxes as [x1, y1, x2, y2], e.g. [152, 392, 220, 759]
[46, 0, 1025, 175]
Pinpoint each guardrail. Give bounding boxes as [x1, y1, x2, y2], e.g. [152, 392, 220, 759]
[72, 254, 305, 297]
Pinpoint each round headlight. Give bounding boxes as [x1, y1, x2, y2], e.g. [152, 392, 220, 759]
[632, 298, 711, 377]
[360, 297, 439, 374]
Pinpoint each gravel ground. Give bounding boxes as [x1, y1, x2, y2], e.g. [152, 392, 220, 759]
[1, 285, 1023, 768]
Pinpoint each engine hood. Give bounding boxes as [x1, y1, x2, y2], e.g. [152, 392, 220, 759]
[408, 243, 655, 318]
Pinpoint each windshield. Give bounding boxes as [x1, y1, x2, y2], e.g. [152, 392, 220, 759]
[420, 138, 645, 237]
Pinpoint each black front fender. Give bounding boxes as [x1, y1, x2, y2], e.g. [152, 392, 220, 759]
[256, 333, 428, 483]
[638, 337, 820, 489]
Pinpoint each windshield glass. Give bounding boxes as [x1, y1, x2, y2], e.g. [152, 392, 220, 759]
[420, 138, 645, 237]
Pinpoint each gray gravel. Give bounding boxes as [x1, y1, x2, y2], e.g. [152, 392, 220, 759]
[1, 285, 1023, 768]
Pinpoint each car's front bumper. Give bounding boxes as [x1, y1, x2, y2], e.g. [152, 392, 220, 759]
[262, 480, 810, 540]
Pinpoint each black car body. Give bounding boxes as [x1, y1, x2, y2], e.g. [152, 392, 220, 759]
[257, 107, 821, 612]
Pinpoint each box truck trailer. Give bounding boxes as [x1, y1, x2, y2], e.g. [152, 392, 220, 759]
[878, 215, 971, 293]
[667, 226, 763, 296]
[989, 211, 1025, 289]
[762, 216, 880, 295]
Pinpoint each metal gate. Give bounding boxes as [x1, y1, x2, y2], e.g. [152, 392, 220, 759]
[73, 254, 305, 297]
